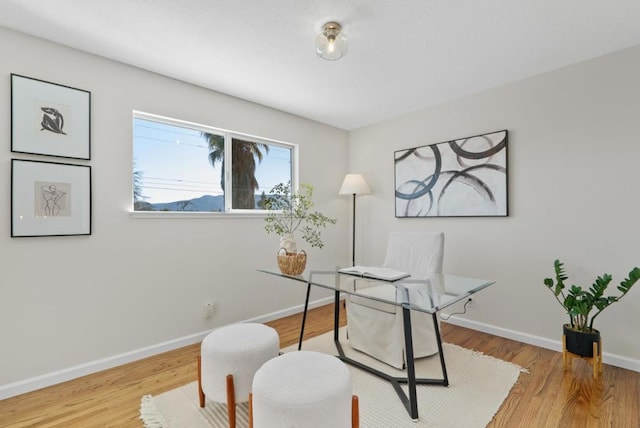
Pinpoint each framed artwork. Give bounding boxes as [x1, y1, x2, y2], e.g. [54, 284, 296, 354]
[11, 159, 92, 237]
[394, 130, 508, 218]
[11, 74, 91, 160]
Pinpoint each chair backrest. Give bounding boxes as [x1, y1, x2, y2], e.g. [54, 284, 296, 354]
[382, 232, 444, 279]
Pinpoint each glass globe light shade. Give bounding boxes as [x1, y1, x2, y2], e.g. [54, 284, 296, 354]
[315, 22, 347, 61]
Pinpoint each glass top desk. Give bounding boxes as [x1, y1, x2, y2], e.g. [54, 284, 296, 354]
[259, 267, 495, 420]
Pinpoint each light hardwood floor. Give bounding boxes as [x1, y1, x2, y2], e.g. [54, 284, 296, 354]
[1, 303, 639, 427]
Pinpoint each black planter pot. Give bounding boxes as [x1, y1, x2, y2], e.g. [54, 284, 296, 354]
[563, 324, 600, 358]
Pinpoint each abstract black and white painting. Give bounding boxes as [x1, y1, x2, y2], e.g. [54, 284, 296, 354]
[394, 130, 508, 217]
[11, 74, 91, 160]
[12, 159, 91, 237]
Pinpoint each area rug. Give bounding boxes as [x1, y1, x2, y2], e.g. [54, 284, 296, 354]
[141, 328, 526, 427]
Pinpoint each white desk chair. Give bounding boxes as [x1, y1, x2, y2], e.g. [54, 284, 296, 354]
[346, 231, 444, 369]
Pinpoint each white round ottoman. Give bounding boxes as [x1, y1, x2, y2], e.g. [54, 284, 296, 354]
[198, 323, 279, 428]
[250, 350, 358, 428]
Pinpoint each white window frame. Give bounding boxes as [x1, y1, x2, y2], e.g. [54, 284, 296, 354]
[131, 111, 299, 218]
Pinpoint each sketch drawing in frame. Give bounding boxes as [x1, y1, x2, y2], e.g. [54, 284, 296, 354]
[11, 74, 91, 160]
[11, 159, 92, 237]
[394, 130, 508, 218]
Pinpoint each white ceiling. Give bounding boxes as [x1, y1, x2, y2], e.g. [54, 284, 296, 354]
[1, 1, 640, 130]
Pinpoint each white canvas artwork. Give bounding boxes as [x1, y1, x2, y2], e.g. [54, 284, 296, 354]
[394, 130, 508, 217]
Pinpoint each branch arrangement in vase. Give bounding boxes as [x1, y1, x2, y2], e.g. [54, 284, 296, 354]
[263, 182, 337, 253]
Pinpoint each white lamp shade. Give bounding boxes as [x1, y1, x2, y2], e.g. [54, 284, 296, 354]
[339, 174, 370, 195]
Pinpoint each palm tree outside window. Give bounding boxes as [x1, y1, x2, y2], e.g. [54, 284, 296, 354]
[204, 134, 271, 209]
[132, 113, 294, 213]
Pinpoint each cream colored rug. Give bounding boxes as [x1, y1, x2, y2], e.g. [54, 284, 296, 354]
[141, 328, 526, 427]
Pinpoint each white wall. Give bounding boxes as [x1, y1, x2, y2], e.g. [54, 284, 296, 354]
[0, 26, 349, 397]
[3, 24, 639, 400]
[349, 44, 640, 371]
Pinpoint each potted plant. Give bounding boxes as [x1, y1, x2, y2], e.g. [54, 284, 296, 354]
[263, 181, 336, 275]
[543, 259, 640, 357]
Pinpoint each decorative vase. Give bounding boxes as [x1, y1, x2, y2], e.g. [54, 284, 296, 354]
[277, 248, 307, 276]
[279, 233, 298, 253]
[563, 324, 600, 358]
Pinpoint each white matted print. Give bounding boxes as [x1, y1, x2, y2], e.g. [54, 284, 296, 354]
[12, 159, 91, 237]
[11, 74, 91, 160]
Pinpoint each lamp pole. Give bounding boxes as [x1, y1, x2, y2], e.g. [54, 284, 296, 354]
[351, 193, 356, 266]
[339, 174, 370, 268]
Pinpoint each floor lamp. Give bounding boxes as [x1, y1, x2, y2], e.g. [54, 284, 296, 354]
[339, 174, 370, 266]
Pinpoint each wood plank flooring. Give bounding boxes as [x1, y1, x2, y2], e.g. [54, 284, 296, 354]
[1, 303, 638, 427]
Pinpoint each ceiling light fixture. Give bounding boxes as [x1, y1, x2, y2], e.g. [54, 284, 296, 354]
[316, 21, 347, 61]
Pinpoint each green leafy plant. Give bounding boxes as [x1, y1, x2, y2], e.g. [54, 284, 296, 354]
[263, 182, 336, 249]
[543, 259, 640, 332]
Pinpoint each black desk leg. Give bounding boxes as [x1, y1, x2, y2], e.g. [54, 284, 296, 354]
[402, 306, 419, 420]
[432, 312, 449, 386]
[298, 283, 311, 351]
[334, 290, 340, 341]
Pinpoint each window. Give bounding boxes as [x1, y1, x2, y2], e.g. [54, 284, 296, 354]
[132, 112, 295, 212]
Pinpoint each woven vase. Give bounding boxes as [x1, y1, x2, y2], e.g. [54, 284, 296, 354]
[277, 248, 307, 276]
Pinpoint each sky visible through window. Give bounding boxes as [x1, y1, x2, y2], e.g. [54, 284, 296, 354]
[133, 118, 292, 205]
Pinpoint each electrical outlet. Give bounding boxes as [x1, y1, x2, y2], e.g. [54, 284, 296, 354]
[203, 302, 215, 318]
[466, 298, 475, 308]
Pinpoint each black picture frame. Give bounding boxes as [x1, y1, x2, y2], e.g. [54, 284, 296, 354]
[11, 159, 92, 237]
[11, 74, 91, 160]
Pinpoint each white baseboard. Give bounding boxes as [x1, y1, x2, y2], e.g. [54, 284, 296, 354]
[0, 296, 336, 400]
[442, 314, 640, 373]
[5, 299, 636, 401]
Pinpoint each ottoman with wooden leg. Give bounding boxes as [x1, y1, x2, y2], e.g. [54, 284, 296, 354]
[250, 350, 359, 428]
[198, 323, 279, 428]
